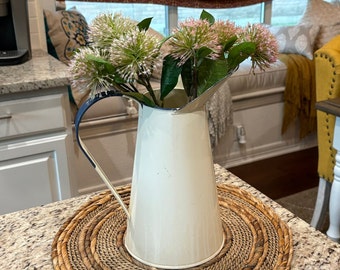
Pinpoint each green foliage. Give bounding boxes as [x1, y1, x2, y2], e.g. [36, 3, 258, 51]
[196, 46, 214, 66]
[200, 10, 215, 24]
[122, 92, 156, 107]
[197, 58, 228, 96]
[85, 54, 124, 84]
[160, 55, 183, 100]
[137, 17, 152, 31]
[222, 36, 238, 53]
[227, 42, 256, 71]
[180, 59, 194, 98]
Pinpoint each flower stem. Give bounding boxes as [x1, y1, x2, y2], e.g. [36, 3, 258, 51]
[137, 77, 160, 107]
[191, 56, 198, 101]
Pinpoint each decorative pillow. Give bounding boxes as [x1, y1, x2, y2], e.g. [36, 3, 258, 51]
[269, 25, 318, 60]
[44, 8, 88, 64]
[44, 8, 89, 106]
[299, 0, 340, 49]
[317, 22, 340, 49]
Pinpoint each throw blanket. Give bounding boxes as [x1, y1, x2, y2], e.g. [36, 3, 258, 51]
[207, 79, 233, 148]
[279, 54, 317, 138]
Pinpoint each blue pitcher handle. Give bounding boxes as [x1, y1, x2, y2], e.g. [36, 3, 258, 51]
[74, 91, 130, 218]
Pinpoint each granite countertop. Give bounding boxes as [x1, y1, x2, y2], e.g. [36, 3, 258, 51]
[1, 164, 340, 269]
[0, 50, 70, 95]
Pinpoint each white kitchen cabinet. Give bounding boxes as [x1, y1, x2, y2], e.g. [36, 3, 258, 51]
[0, 89, 76, 214]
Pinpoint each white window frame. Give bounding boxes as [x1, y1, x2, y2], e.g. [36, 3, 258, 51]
[164, 3, 271, 35]
[64, 1, 284, 36]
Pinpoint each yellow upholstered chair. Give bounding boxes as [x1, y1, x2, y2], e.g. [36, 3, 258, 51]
[311, 35, 340, 240]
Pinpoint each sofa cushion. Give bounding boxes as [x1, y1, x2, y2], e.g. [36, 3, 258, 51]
[269, 25, 318, 60]
[78, 96, 131, 121]
[228, 59, 287, 96]
[300, 0, 340, 49]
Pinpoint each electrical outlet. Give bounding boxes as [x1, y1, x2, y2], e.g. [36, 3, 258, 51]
[236, 125, 246, 144]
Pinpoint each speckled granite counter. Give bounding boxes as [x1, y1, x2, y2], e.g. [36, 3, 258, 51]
[0, 50, 69, 95]
[1, 164, 339, 269]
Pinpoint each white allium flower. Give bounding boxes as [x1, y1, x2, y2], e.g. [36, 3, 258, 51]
[109, 28, 162, 83]
[68, 46, 114, 97]
[89, 13, 136, 48]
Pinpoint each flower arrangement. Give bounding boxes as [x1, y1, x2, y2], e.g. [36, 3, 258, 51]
[69, 10, 278, 108]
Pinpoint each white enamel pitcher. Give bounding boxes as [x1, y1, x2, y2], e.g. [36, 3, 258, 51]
[74, 82, 226, 269]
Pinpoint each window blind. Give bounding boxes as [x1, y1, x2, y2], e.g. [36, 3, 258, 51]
[57, 0, 266, 8]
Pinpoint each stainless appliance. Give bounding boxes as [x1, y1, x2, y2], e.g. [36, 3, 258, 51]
[0, 0, 31, 66]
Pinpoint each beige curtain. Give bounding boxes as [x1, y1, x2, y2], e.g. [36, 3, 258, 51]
[57, 0, 267, 8]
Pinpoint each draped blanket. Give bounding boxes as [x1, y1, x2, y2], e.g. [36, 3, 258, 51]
[279, 54, 317, 138]
[207, 79, 233, 148]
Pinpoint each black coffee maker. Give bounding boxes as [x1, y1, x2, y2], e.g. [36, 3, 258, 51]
[0, 0, 31, 66]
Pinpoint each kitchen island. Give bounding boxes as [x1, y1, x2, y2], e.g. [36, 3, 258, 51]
[0, 51, 76, 215]
[0, 164, 339, 269]
[0, 50, 69, 96]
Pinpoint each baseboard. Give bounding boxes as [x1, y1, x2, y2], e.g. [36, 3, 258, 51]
[215, 138, 317, 169]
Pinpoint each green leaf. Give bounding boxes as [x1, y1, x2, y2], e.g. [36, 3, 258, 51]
[197, 58, 228, 96]
[196, 46, 213, 66]
[85, 54, 107, 64]
[227, 42, 256, 71]
[137, 17, 153, 31]
[122, 92, 156, 107]
[181, 59, 193, 97]
[223, 36, 238, 52]
[160, 55, 183, 100]
[85, 54, 113, 71]
[85, 54, 114, 75]
[200, 10, 215, 24]
[85, 54, 126, 84]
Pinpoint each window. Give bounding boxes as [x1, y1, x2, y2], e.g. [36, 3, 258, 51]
[271, 0, 308, 26]
[178, 4, 264, 26]
[65, 1, 314, 36]
[66, 2, 167, 35]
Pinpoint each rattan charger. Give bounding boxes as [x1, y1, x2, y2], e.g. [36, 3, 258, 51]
[52, 183, 293, 269]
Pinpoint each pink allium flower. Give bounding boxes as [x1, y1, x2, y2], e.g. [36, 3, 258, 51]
[212, 20, 241, 50]
[239, 23, 279, 71]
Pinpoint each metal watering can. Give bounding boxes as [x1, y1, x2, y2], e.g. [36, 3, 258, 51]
[74, 82, 226, 269]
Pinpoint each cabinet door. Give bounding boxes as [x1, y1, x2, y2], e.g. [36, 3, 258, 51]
[0, 134, 73, 215]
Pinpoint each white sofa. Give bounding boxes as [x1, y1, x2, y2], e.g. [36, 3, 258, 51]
[36, 1, 320, 196]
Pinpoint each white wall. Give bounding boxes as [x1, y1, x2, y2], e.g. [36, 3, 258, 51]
[27, 0, 55, 51]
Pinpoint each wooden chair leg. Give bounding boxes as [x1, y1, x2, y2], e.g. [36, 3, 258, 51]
[310, 178, 331, 230]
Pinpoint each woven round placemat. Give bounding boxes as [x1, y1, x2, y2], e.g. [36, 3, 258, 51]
[52, 184, 293, 269]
